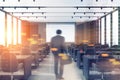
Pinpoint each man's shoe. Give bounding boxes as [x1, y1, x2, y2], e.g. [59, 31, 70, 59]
[59, 77, 64, 80]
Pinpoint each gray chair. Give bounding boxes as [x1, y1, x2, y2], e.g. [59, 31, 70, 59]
[1, 52, 22, 80]
[95, 53, 114, 80]
[85, 46, 95, 55]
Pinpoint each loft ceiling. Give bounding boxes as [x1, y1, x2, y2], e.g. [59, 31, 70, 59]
[0, 0, 119, 22]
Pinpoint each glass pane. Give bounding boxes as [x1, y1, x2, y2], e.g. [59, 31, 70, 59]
[99, 19, 101, 43]
[101, 17, 105, 44]
[106, 14, 110, 46]
[0, 11, 5, 46]
[18, 20, 21, 44]
[7, 14, 12, 46]
[13, 17, 17, 45]
[112, 10, 118, 45]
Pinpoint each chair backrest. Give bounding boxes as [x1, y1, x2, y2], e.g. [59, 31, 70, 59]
[85, 46, 95, 55]
[96, 58, 114, 72]
[95, 44, 101, 51]
[1, 52, 18, 72]
[101, 44, 109, 49]
[22, 47, 31, 55]
[111, 45, 119, 48]
[96, 53, 114, 72]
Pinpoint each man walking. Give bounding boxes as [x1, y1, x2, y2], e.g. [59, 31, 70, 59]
[50, 29, 66, 80]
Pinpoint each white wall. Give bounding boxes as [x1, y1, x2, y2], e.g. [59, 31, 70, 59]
[46, 23, 75, 42]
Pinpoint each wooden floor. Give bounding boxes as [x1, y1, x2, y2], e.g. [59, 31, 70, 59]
[28, 53, 85, 80]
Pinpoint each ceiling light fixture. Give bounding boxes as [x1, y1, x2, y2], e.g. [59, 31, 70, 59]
[33, 0, 35, 2]
[42, 12, 44, 15]
[26, 7, 28, 10]
[44, 16, 46, 19]
[76, 7, 78, 10]
[96, 0, 98, 2]
[2, 7, 4, 10]
[81, 0, 83, 2]
[14, 7, 16, 10]
[18, 0, 20, 2]
[74, 12, 75, 15]
[3, 0, 5, 2]
[22, 12, 24, 15]
[80, 16, 82, 18]
[38, 7, 40, 9]
[88, 7, 91, 10]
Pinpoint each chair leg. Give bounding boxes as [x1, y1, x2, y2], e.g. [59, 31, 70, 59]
[11, 73, 14, 80]
[101, 72, 104, 80]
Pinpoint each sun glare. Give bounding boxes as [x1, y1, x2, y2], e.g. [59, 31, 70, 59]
[7, 14, 12, 46]
[0, 13, 22, 46]
[0, 12, 5, 46]
[18, 20, 21, 44]
[13, 18, 17, 45]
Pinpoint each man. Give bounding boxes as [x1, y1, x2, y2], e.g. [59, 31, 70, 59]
[50, 29, 66, 80]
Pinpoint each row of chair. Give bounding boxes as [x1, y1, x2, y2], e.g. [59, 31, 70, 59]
[0, 43, 50, 80]
[0, 50, 25, 80]
[68, 43, 120, 80]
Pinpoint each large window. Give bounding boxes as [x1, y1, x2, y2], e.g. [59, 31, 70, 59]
[13, 17, 17, 45]
[101, 17, 105, 44]
[106, 14, 111, 46]
[112, 10, 118, 45]
[99, 19, 101, 43]
[18, 20, 21, 44]
[7, 15, 22, 46]
[0, 11, 22, 46]
[7, 14, 12, 46]
[46, 23, 75, 42]
[0, 12, 5, 45]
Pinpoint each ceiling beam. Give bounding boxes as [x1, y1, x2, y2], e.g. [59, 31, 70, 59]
[0, 6, 119, 8]
[17, 16, 100, 17]
[10, 12, 109, 13]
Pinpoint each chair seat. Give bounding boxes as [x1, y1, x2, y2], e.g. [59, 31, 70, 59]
[0, 69, 24, 75]
[17, 63, 23, 70]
